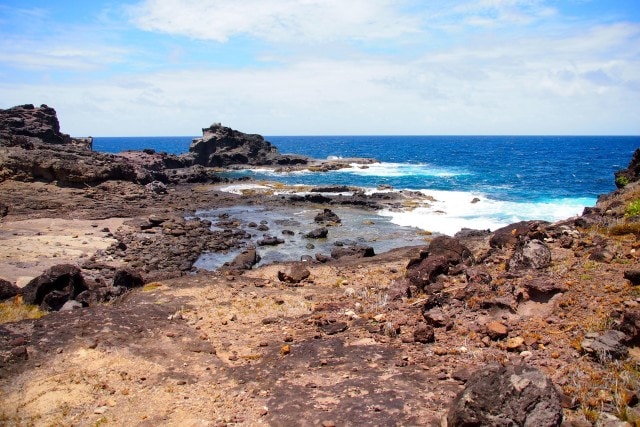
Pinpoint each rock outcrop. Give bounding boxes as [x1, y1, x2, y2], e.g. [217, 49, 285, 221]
[188, 123, 308, 167]
[0, 104, 73, 146]
[615, 147, 640, 187]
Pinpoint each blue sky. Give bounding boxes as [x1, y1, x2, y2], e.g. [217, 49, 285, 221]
[1, 0, 639, 136]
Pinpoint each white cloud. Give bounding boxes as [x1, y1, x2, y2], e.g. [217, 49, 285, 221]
[128, 0, 422, 42]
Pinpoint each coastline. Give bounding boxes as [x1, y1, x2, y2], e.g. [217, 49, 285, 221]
[2, 105, 640, 425]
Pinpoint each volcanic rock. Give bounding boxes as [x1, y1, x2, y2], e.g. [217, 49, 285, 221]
[0, 278, 20, 301]
[314, 208, 342, 224]
[225, 248, 261, 270]
[624, 270, 640, 286]
[413, 323, 435, 343]
[305, 227, 329, 239]
[330, 245, 374, 260]
[490, 221, 548, 248]
[507, 239, 551, 271]
[615, 148, 640, 187]
[277, 263, 311, 284]
[581, 330, 629, 362]
[447, 364, 563, 427]
[112, 268, 144, 289]
[0, 104, 72, 146]
[21, 264, 87, 311]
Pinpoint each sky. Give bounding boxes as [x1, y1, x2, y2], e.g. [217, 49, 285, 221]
[0, 0, 639, 136]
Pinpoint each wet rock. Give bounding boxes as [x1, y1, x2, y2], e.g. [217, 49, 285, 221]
[414, 323, 435, 343]
[447, 364, 563, 427]
[257, 235, 285, 246]
[508, 239, 551, 271]
[330, 245, 374, 260]
[277, 263, 310, 284]
[305, 227, 328, 239]
[21, 264, 87, 310]
[225, 248, 261, 270]
[112, 268, 144, 289]
[0, 278, 20, 300]
[581, 330, 629, 362]
[314, 208, 341, 224]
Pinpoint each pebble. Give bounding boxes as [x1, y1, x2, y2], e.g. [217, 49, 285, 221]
[322, 421, 336, 427]
[94, 406, 108, 414]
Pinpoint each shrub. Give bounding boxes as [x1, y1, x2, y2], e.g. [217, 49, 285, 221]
[616, 176, 630, 188]
[625, 199, 640, 218]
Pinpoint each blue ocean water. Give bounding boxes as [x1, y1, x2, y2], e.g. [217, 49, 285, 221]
[93, 135, 639, 234]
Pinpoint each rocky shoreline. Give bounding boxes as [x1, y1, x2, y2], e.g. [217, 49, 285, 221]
[1, 104, 640, 426]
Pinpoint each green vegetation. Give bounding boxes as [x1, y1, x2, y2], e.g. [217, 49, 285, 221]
[624, 199, 640, 217]
[616, 176, 630, 188]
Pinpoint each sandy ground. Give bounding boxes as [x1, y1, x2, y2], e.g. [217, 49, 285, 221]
[0, 217, 126, 285]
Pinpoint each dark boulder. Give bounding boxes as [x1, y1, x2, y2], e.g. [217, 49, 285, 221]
[257, 235, 285, 246]
[406, 237, 473, 291]
[224, 248, 261, 270]
[624, 270, 640, 286]
[277, 263, 311, 285]
[413, 323, 435, 343]
[617, 308, 640, 345]
[0, 278, 20, 300]
[305, 227, 328, 239]
[447, 364, 563, 427]
[314, 208, 341, 224]
[507, 239, 551, 271]
[330, 245, 375, 260]
[490, 221, 548, 248]
[21, 264, 87, 310]
[112, 268, 144, 289]
[386, 279, 412, 301]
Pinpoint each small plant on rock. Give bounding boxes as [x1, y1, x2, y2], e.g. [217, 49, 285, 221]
[625, 199, 640, 218]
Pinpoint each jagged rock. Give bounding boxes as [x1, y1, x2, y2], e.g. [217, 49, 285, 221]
[508, 239, 551, 271]
[422, 307, 451, 328]
[75, 286, 127, 306]
[524, 277, 567, 299]
[615, 148, 640, 187]
[617, 308, 640, 344]
[305, 227, 328, 239]
[386, 279, 411, 301]
[486, 321, 509, 340]
[112, 268, 144, 289]
[21, 264, 87, 311]
[188, 123, 305, 167]
[490, 221, 548, 248]
[314, 208, 341, 224]
[414, 323, 435, 343]
[427, 236, 474, 265]
[0, 104, 72, 146]
[581, 330, 629, 362]
[447, 364, 563, 427]
[330, 245, 374, 260]
[145, 180, 167, 194]
[277, 263, 310, 284]
[0, 278, 20, 300]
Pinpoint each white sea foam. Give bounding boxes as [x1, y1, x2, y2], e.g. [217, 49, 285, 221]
[378, 190, 595, 236]
[335, 162, 467, 178]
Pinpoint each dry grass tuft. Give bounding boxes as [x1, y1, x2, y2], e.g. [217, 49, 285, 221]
[0, 296, 46, 324]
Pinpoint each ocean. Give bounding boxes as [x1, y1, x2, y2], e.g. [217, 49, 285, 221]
[94, 135, 639, 236]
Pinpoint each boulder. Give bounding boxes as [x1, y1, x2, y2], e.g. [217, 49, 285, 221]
[624, 270, 640, 286]
[407, 255, 449, 290]
[490, 221, 548, 248]
[225, 248, 261, 270]
[21, 264, 87, 310]
[277, 263, 311, 284]
[330, 245, 374, 260]
[507, 239, 551, 271]
[447, 364, 563, 427]
[617, 308, 640, 344]
[112, 268, 144, 289]
[257, 234, 285, 246]
[305, 227, 328, 239]
[314, 208, 341, 224]
[413, 323, 435, 343]
[581, 330, 629, 362]
[0, 278, 20, 300]
[386, 279, 412, 301]
[427, 236, 474, 265]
